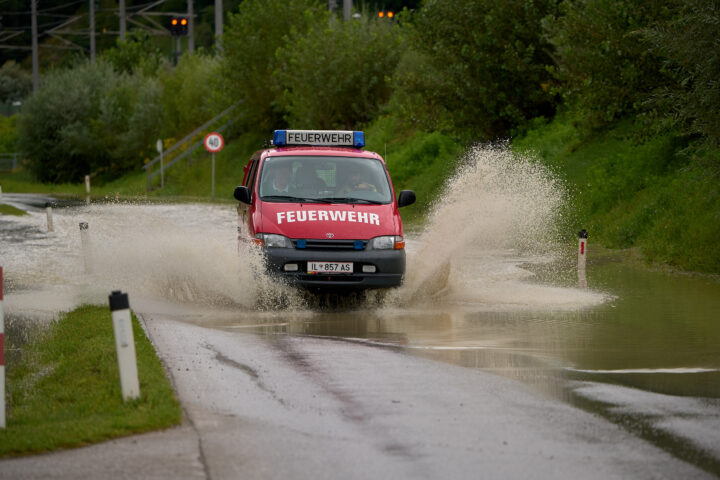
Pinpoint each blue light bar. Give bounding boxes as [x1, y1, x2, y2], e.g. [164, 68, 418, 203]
[273, 130, 365, 148]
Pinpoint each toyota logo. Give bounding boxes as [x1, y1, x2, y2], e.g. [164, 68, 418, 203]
[326, 232, 335, 239]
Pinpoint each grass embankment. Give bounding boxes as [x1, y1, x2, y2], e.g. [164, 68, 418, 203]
[0, 204, 27, 216]
[514, 113, 720, 274]
[0, 305, 182, 456]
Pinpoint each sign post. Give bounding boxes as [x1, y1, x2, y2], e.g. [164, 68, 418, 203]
[204, 132, 224, 202]
[156, 139, 164, 189]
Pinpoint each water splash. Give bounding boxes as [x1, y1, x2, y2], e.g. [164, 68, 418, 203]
[396, 144, 603, 309]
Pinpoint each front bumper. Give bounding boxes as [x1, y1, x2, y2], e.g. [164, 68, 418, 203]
[262, 247, 405, 290]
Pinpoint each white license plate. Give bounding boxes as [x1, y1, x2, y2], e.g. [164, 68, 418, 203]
[307, 261, 353, 274]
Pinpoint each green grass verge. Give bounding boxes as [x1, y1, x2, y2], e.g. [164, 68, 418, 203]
[0, 305, 182, 456]
[0, 204, 27, 216]
[514, 113, 720, 274]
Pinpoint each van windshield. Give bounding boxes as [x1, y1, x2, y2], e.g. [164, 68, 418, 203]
[259, 156, 393, 204]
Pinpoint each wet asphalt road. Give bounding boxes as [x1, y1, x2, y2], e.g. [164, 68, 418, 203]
[1, 300, 713, 480]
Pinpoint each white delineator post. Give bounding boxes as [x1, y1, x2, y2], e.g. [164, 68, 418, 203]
[85, 175, 91, 194]
[45, 202, 54, 232]
[79, 222, 92, 274]
[1, 266, 6, 428]
[578, 229, 588, 288]
[108, 291, 140, 401]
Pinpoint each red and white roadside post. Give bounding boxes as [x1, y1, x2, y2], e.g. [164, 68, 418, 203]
[204, 132, 224, 203]
[1, 266, 6, 428]
[108, 291, 140, 401]
[578, 229, 588, 288]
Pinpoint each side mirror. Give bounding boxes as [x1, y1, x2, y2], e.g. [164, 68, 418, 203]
[234, 186, 252, 204]
[397, 190, 416, 208]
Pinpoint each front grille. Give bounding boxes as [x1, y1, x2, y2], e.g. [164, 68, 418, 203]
[293, 239, 367, 250]
[299, 275, 363, 282]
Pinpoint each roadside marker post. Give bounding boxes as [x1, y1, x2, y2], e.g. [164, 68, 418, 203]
[79, 222, 93, 274]
[85, 175, 91, 194]
[45, 202, 54, 232]
[1, 266, 6, 428]
[204, 132, 225, 203]
[578, 229, 588, 288]
[108, 291, 140, 401]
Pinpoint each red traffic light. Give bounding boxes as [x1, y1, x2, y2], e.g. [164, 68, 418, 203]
[171, 18, 178, 26]
[378, 11, 385, 18]
[180, 18, 188, 26]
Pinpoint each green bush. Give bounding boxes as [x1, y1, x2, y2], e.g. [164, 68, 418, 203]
[0, 60, 32, 104]
[218, 0, 325, 133]
[392, 0, 558, 140]
[276, 15, 401, 129]
[544, 0, 678, 130]
[640, 0, 720, 147]
[159, 53, 221, 137]
[18, 61, 161, 183]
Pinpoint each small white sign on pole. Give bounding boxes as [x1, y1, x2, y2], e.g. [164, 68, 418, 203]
[204, 133, 224, 202]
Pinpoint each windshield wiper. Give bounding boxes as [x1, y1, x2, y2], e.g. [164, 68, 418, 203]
[261, 195, 334, 203]
[316, 197, 386, 205]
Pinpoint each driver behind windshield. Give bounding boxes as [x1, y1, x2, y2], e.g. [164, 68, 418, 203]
[339, 166, 376, 194]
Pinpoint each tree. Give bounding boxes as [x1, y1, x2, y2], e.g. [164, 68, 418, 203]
[544, 0, 679, 130]
[217, 0, 325, 133]
[276, 16, 401, 129]
[641, 0, 720, 146]
[393, 0, 559, 139]
[18, 61, 161, 183]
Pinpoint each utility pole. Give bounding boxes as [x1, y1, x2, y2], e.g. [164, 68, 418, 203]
[89, 0, 96, 64]
[31, 0, 39, 91]
[343, 0, 352, 21]
[215, 0, 223, 53]
[119, 0, 126, 41]
[187, 0, 194, 53]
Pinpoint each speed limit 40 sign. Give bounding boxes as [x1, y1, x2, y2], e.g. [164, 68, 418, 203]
[204, 132, 224, 153]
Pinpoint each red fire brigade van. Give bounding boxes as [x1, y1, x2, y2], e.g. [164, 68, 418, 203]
[234, 130, 415, 290]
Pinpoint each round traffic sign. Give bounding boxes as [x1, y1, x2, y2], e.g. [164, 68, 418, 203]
[204, 132, 224, 153]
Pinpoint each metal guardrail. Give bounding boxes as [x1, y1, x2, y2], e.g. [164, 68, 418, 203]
[0, 153, 20, 172]
[144, 103, 239, 191]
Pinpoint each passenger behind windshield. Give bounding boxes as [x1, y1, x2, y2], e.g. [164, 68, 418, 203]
[338, 166, 377, 195]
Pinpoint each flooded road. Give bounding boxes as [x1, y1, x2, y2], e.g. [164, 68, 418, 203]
[1, 147, 719, 478]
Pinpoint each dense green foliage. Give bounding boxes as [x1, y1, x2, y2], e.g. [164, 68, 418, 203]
[0, 306, 182, 455]
[543, 0, 676, 129]
[0, 61, 32, 104]
[218, 0, 325, 132]
[277, 16, 401, 129]
[393, 0, 558, 139]
[640, 0, 720, 146]
[18, 61, 162, 183]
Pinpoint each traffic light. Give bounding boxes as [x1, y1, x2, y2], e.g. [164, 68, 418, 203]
[170, 17, 188, 36]
[377, 11, 394, 20]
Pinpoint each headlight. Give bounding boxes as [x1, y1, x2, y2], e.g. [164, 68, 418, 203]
[255, 233, 293, 248]
[371, 235, 404, 250]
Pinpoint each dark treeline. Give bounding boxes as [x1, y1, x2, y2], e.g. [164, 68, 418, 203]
[6, 0, 719, 182]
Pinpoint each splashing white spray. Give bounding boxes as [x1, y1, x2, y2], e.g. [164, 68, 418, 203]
[395, 144, 600, 309]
